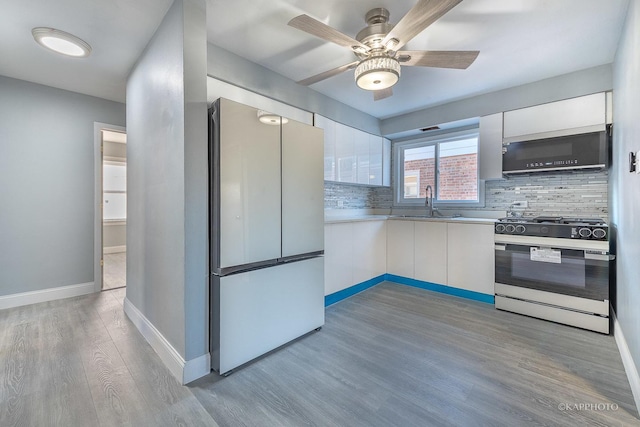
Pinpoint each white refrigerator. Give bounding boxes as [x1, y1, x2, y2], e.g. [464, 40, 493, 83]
[209, 98, 325, 375]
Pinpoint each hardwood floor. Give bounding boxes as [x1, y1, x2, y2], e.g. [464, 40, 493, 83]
[0, 282, 638, 426]
[103, 252, 126, 290]
[191, 282, 639, 427]
[0, 288, 215, 427]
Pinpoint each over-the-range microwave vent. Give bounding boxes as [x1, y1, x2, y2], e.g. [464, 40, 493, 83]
[502, 130, 609, 175]
[420, 126, 440, 132]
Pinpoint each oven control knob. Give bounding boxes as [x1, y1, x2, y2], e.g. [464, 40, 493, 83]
[506, 224, 516, 233]
[540, 226, 549, 234]
[515, 225, 526, 234]
[592, 228, 606, 240]
[578, 228, 592, 238]
[495, 224, 505, 233]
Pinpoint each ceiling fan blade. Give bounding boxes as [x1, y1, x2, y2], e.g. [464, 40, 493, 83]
[397, 50, 479, 69]
[373, 87, 393, 101]
[297, 61, 359, 86]
[288, 15, 369, 53]
[383, 0, 463, 51]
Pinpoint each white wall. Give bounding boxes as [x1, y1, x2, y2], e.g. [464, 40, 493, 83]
[0, 75, 125, 296]
[612, 0, 640, 387]
[126, 0, 208, 364]
[206, 43, 381, 135]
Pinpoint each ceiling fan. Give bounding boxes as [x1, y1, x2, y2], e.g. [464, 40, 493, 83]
[288, 0, 479, 101]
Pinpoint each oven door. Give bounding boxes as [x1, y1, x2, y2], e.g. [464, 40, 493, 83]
[495, 243, 610, 301]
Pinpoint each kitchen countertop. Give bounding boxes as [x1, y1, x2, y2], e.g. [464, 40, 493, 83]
[387, 216, 497, 225]
[324, 215, 496, 225]
[324, 215, 389, 224]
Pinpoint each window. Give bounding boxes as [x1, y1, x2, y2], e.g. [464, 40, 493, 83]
[395, 129, 482, 206]
[103, 162, 126, 220]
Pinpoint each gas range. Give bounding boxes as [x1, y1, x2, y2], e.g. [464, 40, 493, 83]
[495, 216, 608, 241]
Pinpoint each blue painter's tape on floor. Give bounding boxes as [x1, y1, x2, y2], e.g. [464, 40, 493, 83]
[385, 274, 495, 304]
[325, 275, 386, 307]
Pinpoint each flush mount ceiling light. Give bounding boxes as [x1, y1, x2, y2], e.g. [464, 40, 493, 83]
[354, 55, 400, 91]
[257, 110, 289, 125]
[32, 27, 92, 57]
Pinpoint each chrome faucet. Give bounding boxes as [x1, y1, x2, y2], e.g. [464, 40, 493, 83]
[425, 185, 434, 217]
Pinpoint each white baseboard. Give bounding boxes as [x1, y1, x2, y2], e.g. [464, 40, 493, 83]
[123, 298, 210, 385]
[0, 282, 95, 311]
[104, 245, 126, 254]
[613, 309, 640, 415]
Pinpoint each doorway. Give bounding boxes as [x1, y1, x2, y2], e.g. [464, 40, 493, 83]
[100, 128, 127, 290]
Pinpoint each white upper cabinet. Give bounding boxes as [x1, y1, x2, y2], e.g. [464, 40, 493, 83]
[315, 114, 390, 186]
[355, 131, 370, 184]
[369, 134, 383, 186]
[503, 92, 606, 142]
[335, 122, 356, 183]
[315, 115, 336, 181]
[478, 113, 504, 180]
[382, 138, 391, 186]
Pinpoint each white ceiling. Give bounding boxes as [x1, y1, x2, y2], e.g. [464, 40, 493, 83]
[1, 0, 629, 119]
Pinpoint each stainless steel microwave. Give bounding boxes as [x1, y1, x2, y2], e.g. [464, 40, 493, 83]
[502, 127, 610, 175]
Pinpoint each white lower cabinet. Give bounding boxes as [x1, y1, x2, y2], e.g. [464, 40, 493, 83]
[447, 223, 495, 294]
[324, 222, 354, 296]
[324, 220, 387, 296]
[386, 220, 415, 278]
[325, 218, 494, 299]
[353, 220, 387, 284]
[414, 221, 448, 285]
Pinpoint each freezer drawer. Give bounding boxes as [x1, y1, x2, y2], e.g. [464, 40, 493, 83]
[211, 257, 325, 374]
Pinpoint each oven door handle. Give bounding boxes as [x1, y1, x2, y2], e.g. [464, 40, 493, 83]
[585, 252, 615, 261]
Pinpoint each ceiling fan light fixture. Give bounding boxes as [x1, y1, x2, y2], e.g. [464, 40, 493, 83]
[32, 27, 91, 57]
[355, 56, 400, 91]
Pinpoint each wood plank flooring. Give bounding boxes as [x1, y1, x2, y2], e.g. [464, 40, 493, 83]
[0, 282, 638, 426]
[103, 252, 126, 290]
[191, 282, 640, 427]
[0, 288, 216, 427]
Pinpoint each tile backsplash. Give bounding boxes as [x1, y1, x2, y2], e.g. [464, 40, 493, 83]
[481, 169, 609, 220]
[324, 182, 392, 209]
[325, 169, 608, 220]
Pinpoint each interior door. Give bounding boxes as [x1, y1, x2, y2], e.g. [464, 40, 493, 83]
[218, 99, 282, 268]
[281, 119, 324, 257]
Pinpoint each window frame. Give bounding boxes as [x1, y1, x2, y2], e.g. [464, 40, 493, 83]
[393, 128, 484, 208]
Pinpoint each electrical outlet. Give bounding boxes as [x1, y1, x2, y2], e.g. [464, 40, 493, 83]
[337, 200, 344, 208]
[513, 200, 528, 208]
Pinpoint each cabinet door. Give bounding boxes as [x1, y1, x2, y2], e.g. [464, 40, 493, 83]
[386, 220, 415, 278]
[353, 220, 387, 283]
[503, 93, 606, 140]
[282, 119, 324, 257]
[336, 123, 356, 183]
[324, 223, 354, 295]
[218, 99, 281, 268]
[382, 138, 391, 186]
[369, 134, 383, 185]
[315, 114, 336, 181]
[414, 221, 447, 285]
[478, 113, 503, 180]
[355, 130, 370, 184]
[447, 223, 494, 294]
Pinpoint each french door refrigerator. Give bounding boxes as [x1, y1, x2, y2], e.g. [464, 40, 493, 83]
[209, 98, 325, 375]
